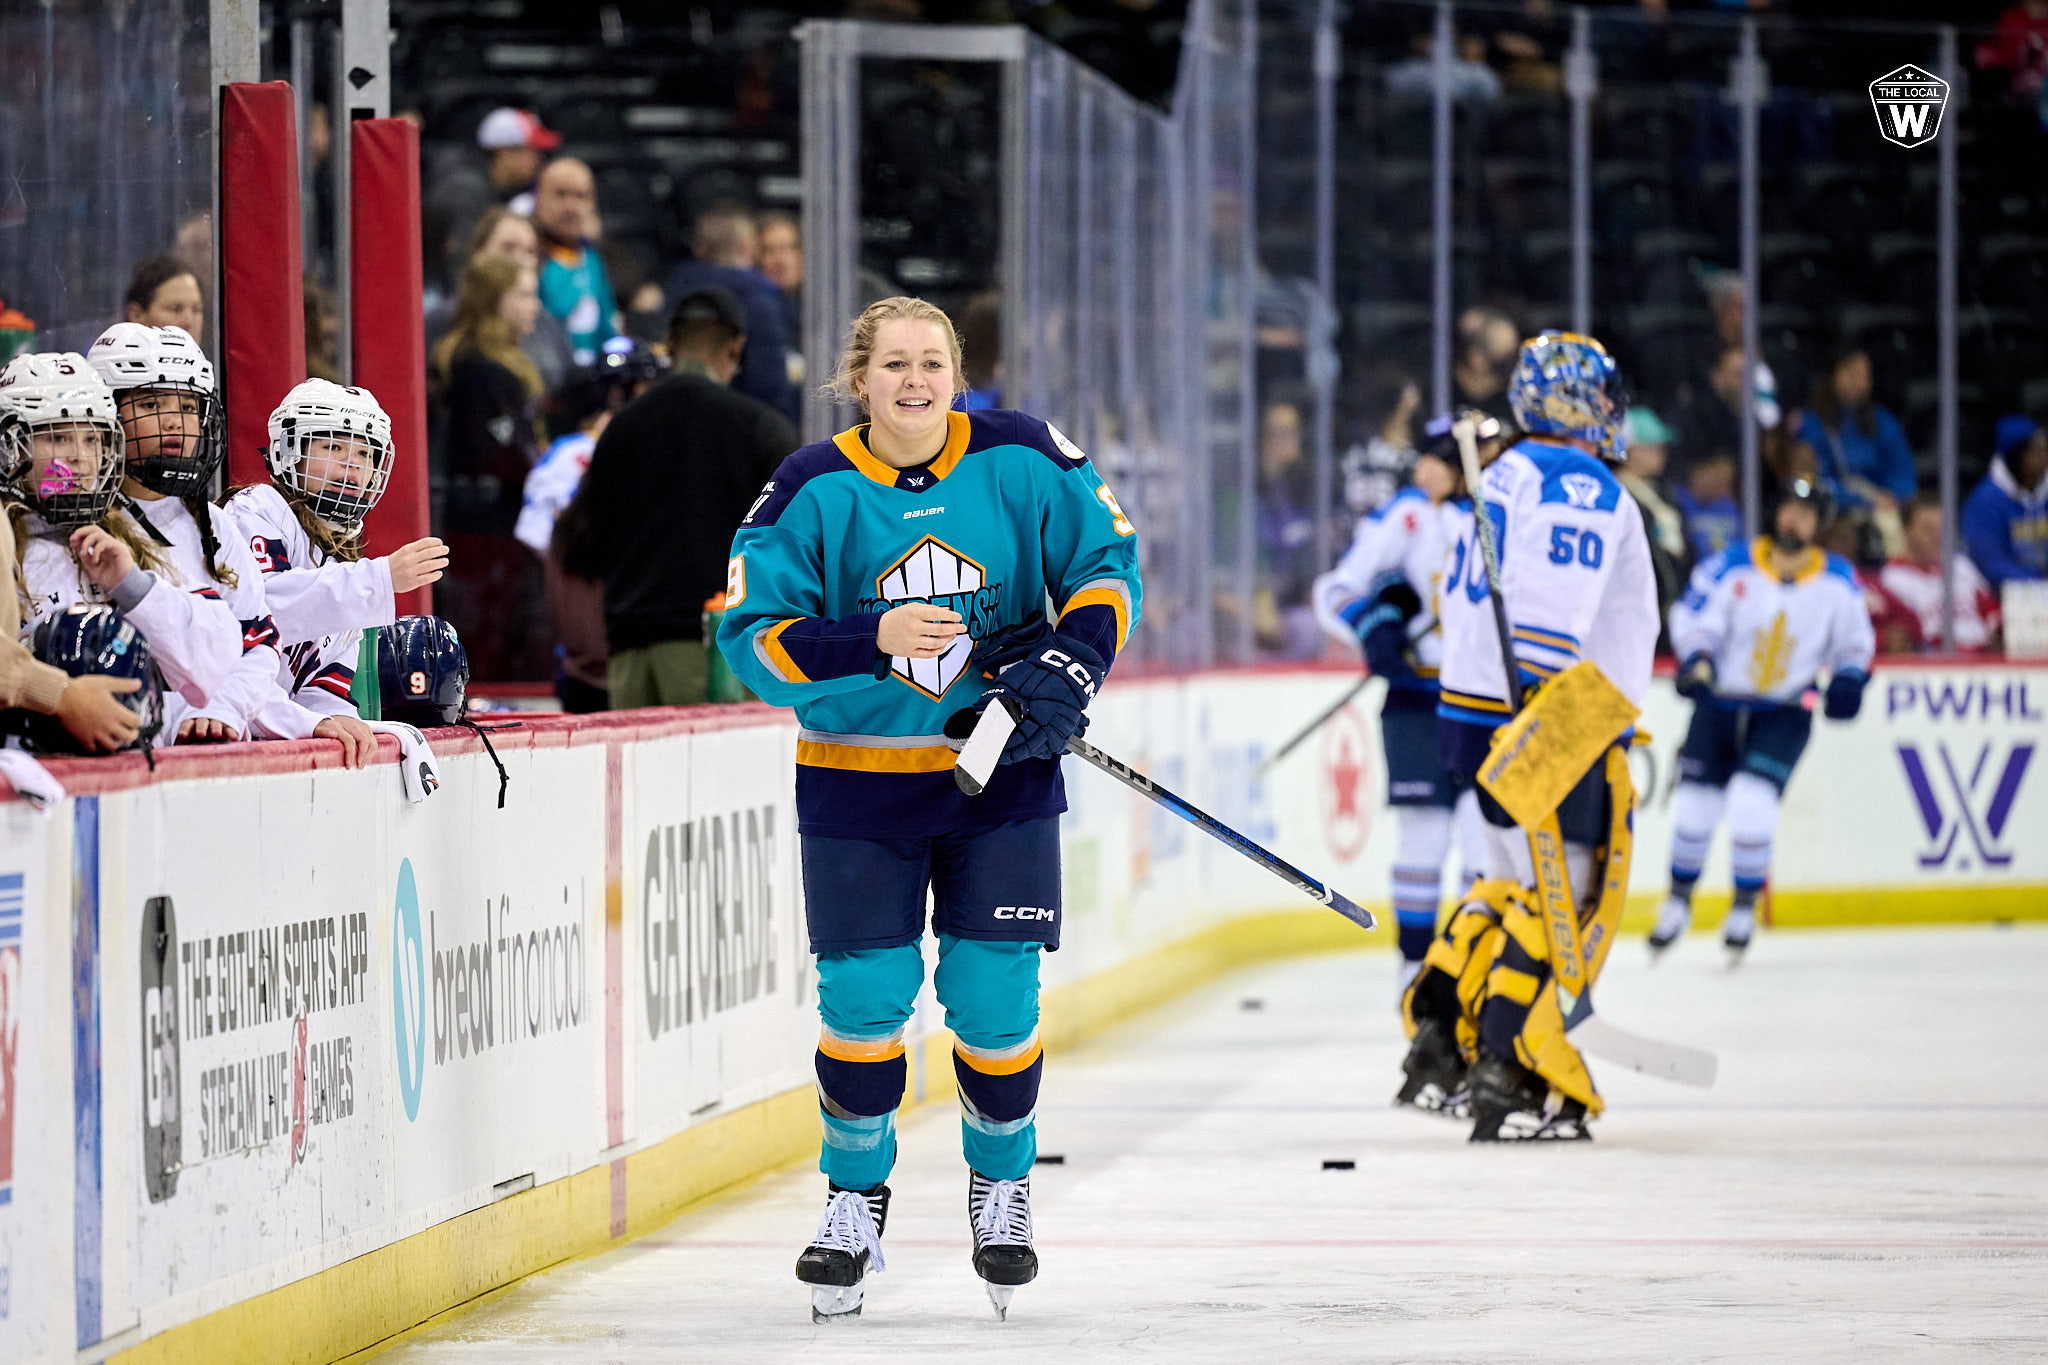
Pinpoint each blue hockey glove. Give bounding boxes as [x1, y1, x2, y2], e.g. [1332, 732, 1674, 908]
[976, 634, 1106, 763]
[1823, 669, 1867, 720]
[1360, 618, 1411, 681]
[1676, 653, 1716, 702]
[1341, 575, 1422, 679]
[970, 617, 1057, 678]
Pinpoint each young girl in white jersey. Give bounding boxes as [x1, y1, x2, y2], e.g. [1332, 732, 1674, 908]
[222, 379, 447, 731]
[0, 351, 240, 712]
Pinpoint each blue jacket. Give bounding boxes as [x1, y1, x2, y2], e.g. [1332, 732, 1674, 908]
[1961, 454, 2048, 587]
[1800, 405, 1917, 505]
[664, 260, 799, 424]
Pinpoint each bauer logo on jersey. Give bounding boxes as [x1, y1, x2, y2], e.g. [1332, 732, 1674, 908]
[861, 536, 1005, 699]
[1869, 64, 1947, 149]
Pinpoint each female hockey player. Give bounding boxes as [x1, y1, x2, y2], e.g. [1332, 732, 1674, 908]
[223, 379, 447, 746]
[1649, 477, 1874, 958]
[85, 325, 376, 766]
[716, 297, 1141, 1323]
[1310, 411, 1494, 998]
[1402, 332, 1660, 1142]
[0, 352, 241, 712]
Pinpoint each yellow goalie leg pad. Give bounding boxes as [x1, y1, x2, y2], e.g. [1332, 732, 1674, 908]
[1485, 900, 1603, 1113]
[1400, 881, 1520, 1060]
[1478, 660, 1639, 830]
[1578, 746, 1637, 987]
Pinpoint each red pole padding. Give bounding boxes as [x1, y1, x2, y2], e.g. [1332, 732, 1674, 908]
[350, 118, 434, 618]
[219, 82, 306, 490]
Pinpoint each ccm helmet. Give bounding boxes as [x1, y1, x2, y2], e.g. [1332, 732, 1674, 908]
[377, 615, 469, 726]
[266, 379, 394, 528]
[0, 352, 127, 529]
[1507, 331, 1629, 463]
[8, 606, 165, 753]
[86, 323, 224, 497]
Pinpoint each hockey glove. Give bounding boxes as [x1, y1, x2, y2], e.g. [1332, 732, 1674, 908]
[976, 634, 1106, 763]
[1676, 653, 1716, 702]
[1823, 669, 1867, 720]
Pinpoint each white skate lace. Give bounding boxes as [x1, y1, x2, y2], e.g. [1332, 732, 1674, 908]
[973, 1177, 1032, 1250]
[813, 1189, 886, 1273]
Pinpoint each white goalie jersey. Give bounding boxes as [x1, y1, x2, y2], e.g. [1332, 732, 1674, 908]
[1668, 538, 1876, 703]
[1436, 437, 1660, 726]
[223, 483, 397, 718]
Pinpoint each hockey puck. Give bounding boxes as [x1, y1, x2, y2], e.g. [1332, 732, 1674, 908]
[1321, 1159, 1355, 1171]
[1240, 998, 1265, 1011]
[1035, 1154, 1065, 1166]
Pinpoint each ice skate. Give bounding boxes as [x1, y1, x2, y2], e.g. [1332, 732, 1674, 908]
[795, 1184, 889, 1323]
[968, 1170, 1037, 1319]
[1395, 1016, 1468, 1116]
[1648, 897, 1691, 957]
[1467, 1053, 1590, 1142]
[1723, 904, 1755, 963]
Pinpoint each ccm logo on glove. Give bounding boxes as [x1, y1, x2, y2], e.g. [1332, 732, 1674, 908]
[1039, 648, 1099, 701]
[993, 905, 1056, 921]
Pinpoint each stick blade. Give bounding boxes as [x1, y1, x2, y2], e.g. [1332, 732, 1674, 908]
[1571, 1014, 1719, 1088]
[953, 697, 1017, 795]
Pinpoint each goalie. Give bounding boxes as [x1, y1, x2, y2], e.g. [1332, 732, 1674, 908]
[1397, 333, 1660, 1141]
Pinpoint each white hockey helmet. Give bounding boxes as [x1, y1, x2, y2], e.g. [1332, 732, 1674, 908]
[0, 351, 127, 529]
[86, 323, 224, 497]
[265, 378, 394, 528]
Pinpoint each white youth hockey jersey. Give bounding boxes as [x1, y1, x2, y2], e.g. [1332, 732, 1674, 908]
[1437, 437, 1660, 727]
[1668, 537, 1876, 703]
[1310, 486, 1453, 684]
[224, 483, 396, 718]
[18, 510, 242, 709]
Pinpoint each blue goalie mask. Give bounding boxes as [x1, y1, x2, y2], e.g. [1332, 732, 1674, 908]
[1507, 331, 1628, 463]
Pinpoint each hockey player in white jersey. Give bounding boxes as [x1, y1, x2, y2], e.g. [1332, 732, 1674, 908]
[1400, 332, 1659, 1141]
[0, 352, 240, 711]
[85, 325, 374, 765]
[1312, 412, 1491, 996]
[1650, 478, 1874, 958]
[223, 380, 448, 726]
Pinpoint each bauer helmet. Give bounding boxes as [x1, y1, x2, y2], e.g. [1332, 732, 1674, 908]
[86, 323, 224, 498]
[1507, 331, 1628, 463]
[0, 351, 127, 529]
[377, 615, 469, 726]
[6, 605, 165, 754]
[265, 378, 394, 529]
[1770, 476, 1835, 553]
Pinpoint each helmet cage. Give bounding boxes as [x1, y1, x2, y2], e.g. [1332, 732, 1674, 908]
[270, 411, 393, 528]
[114, 381, 225, 497]
[0, 410, 127, 531]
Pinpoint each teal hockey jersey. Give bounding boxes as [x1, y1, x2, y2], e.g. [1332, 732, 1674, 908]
[717, 409, 1142, 838]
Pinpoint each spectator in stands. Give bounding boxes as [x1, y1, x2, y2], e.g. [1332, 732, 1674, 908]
[123, 257, 203, 344]
[430, 255, 548, 681]
[1340, 366, 1421, 516]
[759, 211, 804, 348]
[562, 286, 795, 708]
[1962, 414, 2048, 589]
[305, 276, 342, 383]
[1453, 307, 1520, 428]
[426, 208, 575, 397]
[1799, 347, 1915, 510]
[422, 107, 561, 293]
[1621, 407, 1689, 644]
[1866, 495, 1999, 654]
[532, 157, 618, 368]
[1254, 391, 1322, 657]
[1700, 269, 1792, 416]
[1674, 450, 1742, 567]
[1976, 2, 2048, 121]
[957, 290, 1003, 411]
[1670, 344, 1775, 488]
[662, 202, 798, 424]
[1384, 27, 1502, 102]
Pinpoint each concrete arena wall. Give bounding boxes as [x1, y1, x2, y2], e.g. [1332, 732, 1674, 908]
[0, 661, 2038, 1362]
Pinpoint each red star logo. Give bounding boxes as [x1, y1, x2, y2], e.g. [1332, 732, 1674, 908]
[1330, 732, 1362, 819]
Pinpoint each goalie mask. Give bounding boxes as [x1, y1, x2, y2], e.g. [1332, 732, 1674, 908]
[0, 351, 127, 530]
[7, 605, 165, 754]
[1508, 332, 1628, 464]
[86, 323, 224, 497]
[266, 378, 394, 529]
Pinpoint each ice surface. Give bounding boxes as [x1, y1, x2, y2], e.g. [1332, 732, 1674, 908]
[381, 926, 2048, 1363]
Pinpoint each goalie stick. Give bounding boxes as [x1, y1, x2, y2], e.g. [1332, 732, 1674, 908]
[1452, 418, 1717, 1089]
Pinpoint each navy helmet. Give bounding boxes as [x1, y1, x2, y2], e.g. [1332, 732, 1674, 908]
[377, 615, 469, 726]
[10, 605, 164, 753]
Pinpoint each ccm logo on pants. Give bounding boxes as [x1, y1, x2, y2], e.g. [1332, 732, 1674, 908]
[993, 906, 1056, 922]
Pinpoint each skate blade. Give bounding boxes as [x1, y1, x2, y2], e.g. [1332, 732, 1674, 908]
[810, 1282, 865, 1323]
[985, 1282, 1017, 1321]
[1397, 1081, 1471, 1119]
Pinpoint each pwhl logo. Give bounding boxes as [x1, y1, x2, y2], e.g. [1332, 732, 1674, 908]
[1896, 741, 2033, 869]
[1870, 64, 1947, 148]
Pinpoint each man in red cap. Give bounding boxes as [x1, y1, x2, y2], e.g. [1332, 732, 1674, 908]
[422, 106, 563, 292]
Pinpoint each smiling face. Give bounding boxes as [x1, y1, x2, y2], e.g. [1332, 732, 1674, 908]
[856, 318, 957, 459]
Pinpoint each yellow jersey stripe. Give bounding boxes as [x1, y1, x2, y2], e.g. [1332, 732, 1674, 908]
[1059, 586, 1131, 650]
[797, 739, 959, 773]
[760, 618, 810, 683]
[1440, 688, 1512, 713]
[832, 413, 973, 488]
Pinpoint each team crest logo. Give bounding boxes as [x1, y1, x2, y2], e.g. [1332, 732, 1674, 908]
[1896, 740, 2033, 870]
[1317, 704, 1374, 861]
[1870, 65, 1947, 149]
[875, 536, 987, 700]
[1559, 472, 1603, 510]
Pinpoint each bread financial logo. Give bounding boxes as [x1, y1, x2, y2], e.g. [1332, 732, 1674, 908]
[1870, 64, 1947, 149]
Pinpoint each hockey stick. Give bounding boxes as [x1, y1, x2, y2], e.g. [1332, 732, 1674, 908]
[1451, 418, 1716, 1088]
[1252, 675, 1370, 780]
[951, 699, 1377, 931]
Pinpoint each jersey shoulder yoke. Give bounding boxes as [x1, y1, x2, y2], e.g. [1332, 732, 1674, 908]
[741, 440, 861, 529]
[1511, 438, 1623, 513]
